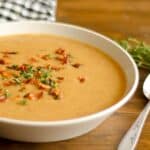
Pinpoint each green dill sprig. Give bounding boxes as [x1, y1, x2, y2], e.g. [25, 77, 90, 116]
[117, 38, 150, 70]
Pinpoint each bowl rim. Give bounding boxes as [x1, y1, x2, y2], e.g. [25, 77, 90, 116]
[0, 21, 139, 126]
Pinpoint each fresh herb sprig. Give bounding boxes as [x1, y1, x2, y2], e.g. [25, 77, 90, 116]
[117, 38, 150, 70]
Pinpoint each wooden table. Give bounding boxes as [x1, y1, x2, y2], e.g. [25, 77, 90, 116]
[0, 0, 150, 149]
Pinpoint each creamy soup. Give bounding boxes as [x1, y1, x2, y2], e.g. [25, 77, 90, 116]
[0, 34, 126, 121]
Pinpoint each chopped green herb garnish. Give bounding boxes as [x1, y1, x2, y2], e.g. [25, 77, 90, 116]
[41, 73, 48, 79]
[49, 80, 58, 88]
[17, 99, 27, 106]
[13, 78, 21, 84]
[4, 90, 11, 98]
[20, 71, 33, 79]
[0, 49, 68, 101]
[7, 64, 18, 70]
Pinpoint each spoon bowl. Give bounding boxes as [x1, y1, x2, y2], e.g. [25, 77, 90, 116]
[143, 74, 150, 100]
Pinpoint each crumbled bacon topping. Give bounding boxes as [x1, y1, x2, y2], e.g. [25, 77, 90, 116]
[56, 77, 64, 83]
[38, 82, 50, 90]
[72, 63, 81, 68]
[49, 88, 62, 99]
[3, 54, 9, 58]
[0, 95, 7, 102]
[24, 91, 43, 100]
[29, 57, 38, 63]
[0, 59, 6, 65]
[1, 71, 12, 78]
[0, 47, 84, 103]
[36, 91, 44, 99]
[57, 77, 64, 81]
[55, 48, 65, 55]
[55, 55, 69, 65]
[24, 93, 36, 100]
[41, 54, 50, 60]
[78, 76, 86, 83]
[55, 48, 70, 65]
[51, 66, 62, 71]
[23, 79, 32, 84]
[3, 81, 14, 86]
[19, 64, 27, 71]
[1, 51, 18, 55]
[18, 86, 26, 92]
[23, 78, 37, 84]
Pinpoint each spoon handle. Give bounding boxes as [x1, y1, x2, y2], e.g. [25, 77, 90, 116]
[118, 101, 150, 150]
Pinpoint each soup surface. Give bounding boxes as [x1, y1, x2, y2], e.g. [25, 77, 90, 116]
[0, 34, 126, 121]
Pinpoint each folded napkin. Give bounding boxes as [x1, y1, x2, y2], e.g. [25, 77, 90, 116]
[0, 0, 57, 21]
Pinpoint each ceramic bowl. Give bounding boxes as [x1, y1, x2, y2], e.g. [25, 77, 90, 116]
[0, 21, 139, 142]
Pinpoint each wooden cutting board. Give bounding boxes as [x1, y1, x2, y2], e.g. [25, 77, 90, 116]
[0, 0, 150, 149]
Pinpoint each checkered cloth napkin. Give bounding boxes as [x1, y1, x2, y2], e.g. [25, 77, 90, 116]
[0, 0, 57, 22]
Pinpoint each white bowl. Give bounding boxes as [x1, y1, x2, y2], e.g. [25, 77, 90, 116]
[0, 21, 139, 142]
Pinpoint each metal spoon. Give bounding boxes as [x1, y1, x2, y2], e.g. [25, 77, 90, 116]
[118, 74, 150, 150]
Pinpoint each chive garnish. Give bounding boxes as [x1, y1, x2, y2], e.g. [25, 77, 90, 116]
[49, 80, 58, 88]
[4, 89, 11, 98]
[17, 99, 27, 106]
[13, 78, 21, 84]
[1, 49, 72, 101]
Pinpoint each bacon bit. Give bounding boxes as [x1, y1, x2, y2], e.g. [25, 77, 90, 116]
[1, 71, 12, 78]
[49, 88, 62, 99]
[24, 91, 44, 100]
[18, 86, 26, 92]
[62, 55, 69, 64]
[78, 76, 86, 83]
[0, 95, 6, 102]
[24, 78, 33, 84]
[46, 64, 63, 71]
[55, 48, 71, 65]
[3, 54, 9, 58]
[24, 93, 36, 100]
[55, 48, 69, 64]
[0, 59, 6, 65]
[19, 64, 27, 71]
[57, 77, 64, 83]
[16, 95, 21, 98]
[36, 91, 44, 99]
[24, 78, 38, 85]
[72, 63, 81, 68]
[46, 64, 51, 69]
[41, 54, 50, 60]
[1, 51, 18, 55]
[3, 81, 14, 86]
[55, 55, 69, 65]
[31, 79, 39, 85]
[51, 66, 62, 71]
[29, 57, 38, 63]
[38, 82, 50, 90]
[12, 72, 19, 77]
[55, 48, 65, 55]
[57, 77, 64, 80]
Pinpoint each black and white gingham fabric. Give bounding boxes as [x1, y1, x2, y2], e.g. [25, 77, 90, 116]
[0, 0, 57, 21]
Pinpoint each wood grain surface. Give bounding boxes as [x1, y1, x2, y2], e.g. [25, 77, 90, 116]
[0, 0, 150, 149]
